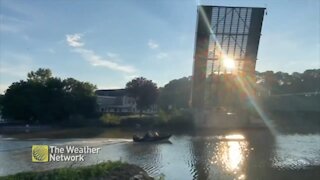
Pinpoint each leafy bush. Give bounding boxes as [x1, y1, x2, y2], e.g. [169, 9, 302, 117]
[157, 109, 169, 124]
[100, 113, 121, 126]
[168, 109, 194, 128]
[157, 108, 194, 128]
[120, 116, 156, 127]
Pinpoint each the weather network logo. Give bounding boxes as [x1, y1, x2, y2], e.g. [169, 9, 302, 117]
[32, 144, 101, 162]
[32, 145, 49, 162]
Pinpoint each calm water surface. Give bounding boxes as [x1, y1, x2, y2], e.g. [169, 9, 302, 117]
[1, 129, 320, 179]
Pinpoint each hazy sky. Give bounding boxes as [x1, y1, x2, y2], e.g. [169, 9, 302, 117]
[0, 0, 319, 93]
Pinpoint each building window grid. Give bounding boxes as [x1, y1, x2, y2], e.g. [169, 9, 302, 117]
[207, 7, 254, 76]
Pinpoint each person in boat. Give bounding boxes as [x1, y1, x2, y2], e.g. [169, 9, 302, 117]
[144, 131, 159, 139]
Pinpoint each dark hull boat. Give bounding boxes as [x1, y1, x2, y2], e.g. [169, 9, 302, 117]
[133, 134, 171, 142]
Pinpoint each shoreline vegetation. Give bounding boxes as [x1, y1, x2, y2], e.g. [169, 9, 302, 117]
[0, 161, 154, 180]
[1, 112, 319, 139]
[0, 69, 319, 179]
[0, 68, 319, 134]
[0, 108, 194, 128]
[0, 109, 195, 139]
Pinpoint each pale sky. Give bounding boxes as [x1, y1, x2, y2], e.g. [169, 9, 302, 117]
[1, 0, 319, 93]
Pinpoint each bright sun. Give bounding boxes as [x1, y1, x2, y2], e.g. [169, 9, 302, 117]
[222, 57, 236, 70]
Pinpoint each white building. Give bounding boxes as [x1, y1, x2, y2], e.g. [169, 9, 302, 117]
[95, 89, 157, 114]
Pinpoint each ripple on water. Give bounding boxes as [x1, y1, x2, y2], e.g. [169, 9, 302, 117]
[272, 134, 320, 169]
[2, 133, 320, 179]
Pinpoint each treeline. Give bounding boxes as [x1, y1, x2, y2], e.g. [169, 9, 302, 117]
[0, 68, 161, 125]
[256, 69, 320, 95]
[156, 69, 320, 110]
[0, 68, 319, 124]
[256, 70, 320, 113]
[158, 77, 191, 110]
[1, 68, 97, 124]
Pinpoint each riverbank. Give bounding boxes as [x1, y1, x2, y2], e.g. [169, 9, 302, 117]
[1, 109, 319, 139]
[0, 127, 134, 139]
[1, 129, 320, 179]
[0, 161, 153, 180]
[0, 109, 195, 131]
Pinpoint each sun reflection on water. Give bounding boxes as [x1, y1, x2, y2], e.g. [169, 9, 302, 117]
[227, 141, 243, 171]
[212, 134, 249, 179]
[225, 134, 245, 140]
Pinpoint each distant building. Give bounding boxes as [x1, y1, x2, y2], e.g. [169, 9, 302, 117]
[95, 89, 157, 114]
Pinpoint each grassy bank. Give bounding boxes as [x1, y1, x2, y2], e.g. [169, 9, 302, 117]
[0, 109, 195, 139]
[0, 161, 153, 180]
[1, 109, 195, 129]
[99, 109, 195, 130]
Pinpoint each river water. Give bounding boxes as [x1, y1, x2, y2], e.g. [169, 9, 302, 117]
[0, 129, 320, 179]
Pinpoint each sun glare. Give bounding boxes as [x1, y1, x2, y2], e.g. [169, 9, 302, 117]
[222, 57, 236, 70]
[225, 134, 245, 140]
[213, 134, 249, 178]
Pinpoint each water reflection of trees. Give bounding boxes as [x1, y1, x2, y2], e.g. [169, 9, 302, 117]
[244, 130, 274, 179]
[122, 142, 162, 176]
[189, 137, 210, 179]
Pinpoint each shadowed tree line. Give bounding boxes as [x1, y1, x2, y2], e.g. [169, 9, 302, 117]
[1, 68, 97, 124]
[126, 77, 158, 116]
[0, 69, 159, 125]
[157, 77, 192, 110]
[157, 69, 320, 110]
[256, 69, 320, 95]
[256, 69, 320, 113]
[0, 68, 319, 124]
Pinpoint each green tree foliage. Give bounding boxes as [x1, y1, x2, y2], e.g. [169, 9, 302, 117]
[158, 77, 191, 110]
[125, 77, 158, 114]
[62, 78, 97, 117]
[27, 68, 52, 83]
[0, 94, 4, 111]
[256, 69, 320, 112]
[256, 69, 320, 95]
[1, 68, 97, 124]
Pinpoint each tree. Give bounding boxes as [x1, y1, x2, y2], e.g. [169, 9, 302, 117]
[0, 94, 4, 111]
[1, 68, 97, 124]
[62, 78, 97, 118]
[27, 68, 52, 83]
[256, 69, 320, 95]
[126, 77, 158, 116]
[158, 77, 191, 110]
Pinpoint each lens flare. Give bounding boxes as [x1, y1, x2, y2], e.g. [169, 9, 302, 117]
[235, 76, 277, 135]
[223, 57, 236, 70]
